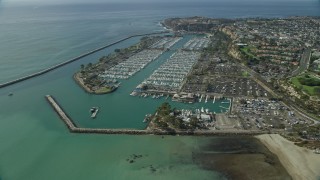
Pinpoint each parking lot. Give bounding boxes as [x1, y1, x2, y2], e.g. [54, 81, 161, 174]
[232, 98, 293, 130]
[207, 77, 269, 97]
[182, 75, 269, 97]
[215, 114, 242, 130]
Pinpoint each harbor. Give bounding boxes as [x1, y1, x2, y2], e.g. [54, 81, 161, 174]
[138, 50, 200, 93]
[150, 37, 182, 49]
[45, 94, 264, 136]
[3, 34, 232, 131]
[0, 31, 170, 89]
[183, 37, 210, 51]
[100, 49, 163, 79]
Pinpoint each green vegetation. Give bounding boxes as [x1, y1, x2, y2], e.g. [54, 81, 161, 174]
[310, 55, 319, 64]
[94, 86, 114, 94]
[291, 73, 320, 96]
[298, 74, 320, 86]
[242, 71, 250, 77]
[240, 46, 258, 60]
[151, 103, 199, 130]
[75, 36, 161, 94]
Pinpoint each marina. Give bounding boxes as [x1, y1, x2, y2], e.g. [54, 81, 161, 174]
[100, 49, 163, 80]
[2, 34, 232, 131]
[183, 37, 210, 51]
[140, 50, 200, 92]
[0, 31, 169, 89]
[45, 94, 261, 135]
[150, 37, 182, 49]
[1, 2, 320, 180]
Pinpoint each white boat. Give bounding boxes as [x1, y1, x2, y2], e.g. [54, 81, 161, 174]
[90, 107, 99, 118]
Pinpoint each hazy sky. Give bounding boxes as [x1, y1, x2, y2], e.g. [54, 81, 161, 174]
[2, 0, 318, 6]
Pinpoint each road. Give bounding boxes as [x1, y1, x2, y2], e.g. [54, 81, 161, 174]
[292, 48, 311, 76]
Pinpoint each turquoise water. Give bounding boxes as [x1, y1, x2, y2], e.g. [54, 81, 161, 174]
[1, 1, 320, 84]
[1, 1, 319, 179]
[0, 35, 229, 179]
[0, 35, 229, 130]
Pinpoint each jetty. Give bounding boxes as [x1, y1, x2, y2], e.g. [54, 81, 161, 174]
[0, 31, 170, 89]
[45, 95, 77, 131]
[45, 95, 269, 136]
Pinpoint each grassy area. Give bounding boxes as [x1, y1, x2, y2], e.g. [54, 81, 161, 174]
[242, 71, 250, 77]
[291, 74, 320, 96]
[94, 86, 114, 94]
[240, 46, 258, 59]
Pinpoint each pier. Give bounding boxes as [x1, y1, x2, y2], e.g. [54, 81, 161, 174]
[45, 95, 269, 136]
[0, 31, 170, 89]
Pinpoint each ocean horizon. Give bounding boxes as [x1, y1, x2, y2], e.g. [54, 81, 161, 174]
[0, 0, 320, 84]
[0, 1, 319, 179]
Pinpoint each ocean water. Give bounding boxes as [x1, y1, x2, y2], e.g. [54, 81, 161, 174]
[0, 1, 320, 84]
[0, 1, 320, 180]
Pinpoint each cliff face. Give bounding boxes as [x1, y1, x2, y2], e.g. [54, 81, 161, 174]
[229, 45, 242, 60]
[221, 26, 238, 40]
[163, 17, 225, 32]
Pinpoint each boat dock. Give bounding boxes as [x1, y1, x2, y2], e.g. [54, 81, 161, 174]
[183, 37, 210, 51]
[45, 95, 268, 136]
[142, 50, 200, 92]
[101, 49, 163, 79]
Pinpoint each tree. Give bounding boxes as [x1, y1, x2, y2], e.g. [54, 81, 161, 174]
[87, 63, 93, 69]
[173, 118, 184, 129]
[189, 117, 199, 128]
[99, 57, 105, 62]
[80, 64, 85, 69]
[314, 87, 320, 96]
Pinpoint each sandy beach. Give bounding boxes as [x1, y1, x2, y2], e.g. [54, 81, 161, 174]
[257, 134, 320, 180]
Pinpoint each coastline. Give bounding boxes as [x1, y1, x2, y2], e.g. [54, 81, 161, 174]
[73, 73, 116, 95]
[193, 136, 291, 180]
[256, 134, 320, 180]
[0, 31, 169, 89]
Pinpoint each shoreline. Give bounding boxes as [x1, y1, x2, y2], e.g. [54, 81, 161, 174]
[0, 31, 169, 89]
[193, 136, 291, 180]
[73, 73, 116, 95]
[256, 134, 320, 180]
[45, 94, 267, 136]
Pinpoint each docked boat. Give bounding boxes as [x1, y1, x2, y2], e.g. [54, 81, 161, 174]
[90, 107, 99, 118]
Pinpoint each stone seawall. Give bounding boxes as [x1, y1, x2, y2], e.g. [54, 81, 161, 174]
[0, 31, 170, 89]
[45, 95, 267, 136]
